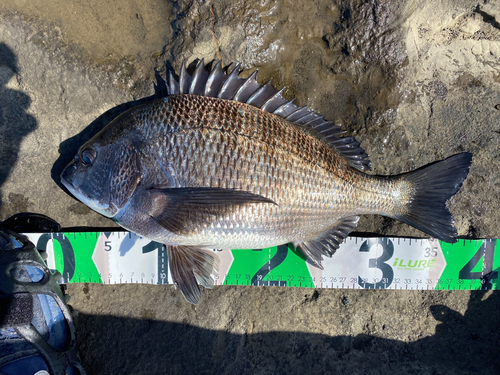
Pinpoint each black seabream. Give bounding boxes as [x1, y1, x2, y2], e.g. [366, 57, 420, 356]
[61, 59, 473, 304]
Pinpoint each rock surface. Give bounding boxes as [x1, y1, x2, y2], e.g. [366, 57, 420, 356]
[1, 0, 499, 374]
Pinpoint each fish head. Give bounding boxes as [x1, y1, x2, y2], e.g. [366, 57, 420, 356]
[61, 127, 143, 219]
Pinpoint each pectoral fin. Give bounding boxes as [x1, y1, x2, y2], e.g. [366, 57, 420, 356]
[167, 245, 220, 304]
[295, 216, 359, 269]
[148, 187, 276, 234]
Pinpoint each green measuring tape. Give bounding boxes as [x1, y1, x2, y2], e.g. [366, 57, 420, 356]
[24, 232, 499, 291]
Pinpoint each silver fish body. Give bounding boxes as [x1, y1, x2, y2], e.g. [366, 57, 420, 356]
[61, 60, 472, 303]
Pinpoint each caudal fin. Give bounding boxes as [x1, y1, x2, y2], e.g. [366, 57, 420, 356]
[394, 152, 473, 243]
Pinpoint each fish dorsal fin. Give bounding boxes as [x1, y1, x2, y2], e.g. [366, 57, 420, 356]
[167, 60, 371, 171]
[294, 216, 359, 268]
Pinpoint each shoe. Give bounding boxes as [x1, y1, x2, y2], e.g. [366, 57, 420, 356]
[0, 216, 85, 375]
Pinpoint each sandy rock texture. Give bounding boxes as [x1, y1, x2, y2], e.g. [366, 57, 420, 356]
[0, 0, 499, 374]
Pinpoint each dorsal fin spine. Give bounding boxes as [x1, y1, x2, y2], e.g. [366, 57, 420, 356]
[168, 71, 180, 95]
[179, 60, 193, 94]
[205, 61, 226, 97]
[284, 106, 308, 121]
[189, 58, 208, 95]
[273, 98, 296, 116]
[303, 116, 325, 128]
[233, 70, 260, 102]
[218, 63, 243, 99]
[246, 79, 275, 107]
[260, 87, 285, 112]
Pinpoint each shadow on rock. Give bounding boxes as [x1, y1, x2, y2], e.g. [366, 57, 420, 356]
[0, 43, 37, 212]
[51, 69, 169, 193]
[74, 290, 499, 375]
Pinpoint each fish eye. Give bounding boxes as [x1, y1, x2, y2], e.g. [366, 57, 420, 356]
[81, 147, 97, 165]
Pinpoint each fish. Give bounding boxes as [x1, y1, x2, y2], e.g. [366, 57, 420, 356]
[60, 59, 473, 304]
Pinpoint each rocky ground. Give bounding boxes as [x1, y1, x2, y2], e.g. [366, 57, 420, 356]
[1, 0, 499, 374]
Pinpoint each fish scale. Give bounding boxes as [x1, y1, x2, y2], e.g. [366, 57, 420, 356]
[61, 59, 472, 303]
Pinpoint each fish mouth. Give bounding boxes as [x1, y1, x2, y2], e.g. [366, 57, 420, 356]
[61, 178, 72, 195]
[60, 173, 87, 205]
[60, 164, 113, 217]
[60, 178, 78, 200]
[60, 164, 77, 195]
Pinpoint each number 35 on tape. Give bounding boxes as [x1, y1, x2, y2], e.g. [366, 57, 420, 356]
[24, 232, 499, 291]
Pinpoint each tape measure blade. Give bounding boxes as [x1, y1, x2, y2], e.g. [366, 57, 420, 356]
[20, 232, 499, 291]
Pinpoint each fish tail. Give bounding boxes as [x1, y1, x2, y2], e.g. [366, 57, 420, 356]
[393, 152, 473, 242]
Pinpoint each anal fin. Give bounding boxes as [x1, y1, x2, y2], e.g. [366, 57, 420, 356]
[295, 216, 359, 269]
[167, 245, 220, 304]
